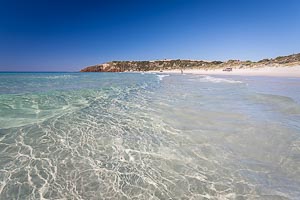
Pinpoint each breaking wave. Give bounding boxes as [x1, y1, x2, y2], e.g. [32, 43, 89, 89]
[157, 74, 170, 81]
[199, 76, 243, 84]
[41, 75, 76, 79]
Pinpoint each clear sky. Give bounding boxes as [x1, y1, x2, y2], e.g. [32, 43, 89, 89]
[0, 0, 300, 71]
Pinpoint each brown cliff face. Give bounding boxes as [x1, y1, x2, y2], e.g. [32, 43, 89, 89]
[80, 65, 103, 72]
[80, 63, 125, 72]
[80, 53, 300, 72]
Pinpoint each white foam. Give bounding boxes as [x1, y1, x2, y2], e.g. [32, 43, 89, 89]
[199, 76, 242, 84]
[157, 74, 170, 81]
[42, 75, 75, 79]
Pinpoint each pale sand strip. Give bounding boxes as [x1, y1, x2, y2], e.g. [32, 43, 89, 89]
[148, 66, 300, 78]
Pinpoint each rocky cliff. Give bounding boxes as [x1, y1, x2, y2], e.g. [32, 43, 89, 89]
[80, 53, 300, 72]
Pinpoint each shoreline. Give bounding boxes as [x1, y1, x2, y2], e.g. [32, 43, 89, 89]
[148, 66, 300, 78]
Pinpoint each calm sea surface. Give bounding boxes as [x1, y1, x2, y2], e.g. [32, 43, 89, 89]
[0, 72, 300, 199]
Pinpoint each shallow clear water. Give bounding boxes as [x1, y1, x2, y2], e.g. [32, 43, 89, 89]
[0, 72, 300, 199]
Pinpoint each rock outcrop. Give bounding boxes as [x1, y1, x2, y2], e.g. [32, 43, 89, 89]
[80, 53, 300, 72]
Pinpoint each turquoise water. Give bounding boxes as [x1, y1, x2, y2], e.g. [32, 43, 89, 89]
[0, 72, 300, 199]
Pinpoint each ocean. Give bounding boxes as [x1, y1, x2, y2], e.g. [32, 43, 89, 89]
[0, 72, 300, 199]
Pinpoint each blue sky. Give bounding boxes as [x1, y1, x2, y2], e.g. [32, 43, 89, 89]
[0, 0, 300, 71]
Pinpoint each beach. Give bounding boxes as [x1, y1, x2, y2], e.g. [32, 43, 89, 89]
[2, 0, 300, 199]
[150, 65, 300, 77]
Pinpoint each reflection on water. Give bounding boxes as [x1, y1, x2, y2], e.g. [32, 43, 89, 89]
[0, 72, 299, 199]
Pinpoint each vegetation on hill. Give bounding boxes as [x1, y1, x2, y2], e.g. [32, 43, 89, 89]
[80, 53, 300, 72]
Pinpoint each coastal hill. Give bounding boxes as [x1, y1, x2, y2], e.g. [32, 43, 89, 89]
[80, 53, 300, 72]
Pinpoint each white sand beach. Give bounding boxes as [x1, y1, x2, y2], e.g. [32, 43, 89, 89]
[150, 66, 300, 77]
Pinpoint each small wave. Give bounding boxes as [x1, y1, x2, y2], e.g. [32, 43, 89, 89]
[249, 93, 300, 115]
[32, 75, 76, 79]
[157, 74, 170, 81]
[199, 76, 242, 84]
[0, 92, 91, 129]
[44, 75, 75, 79]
